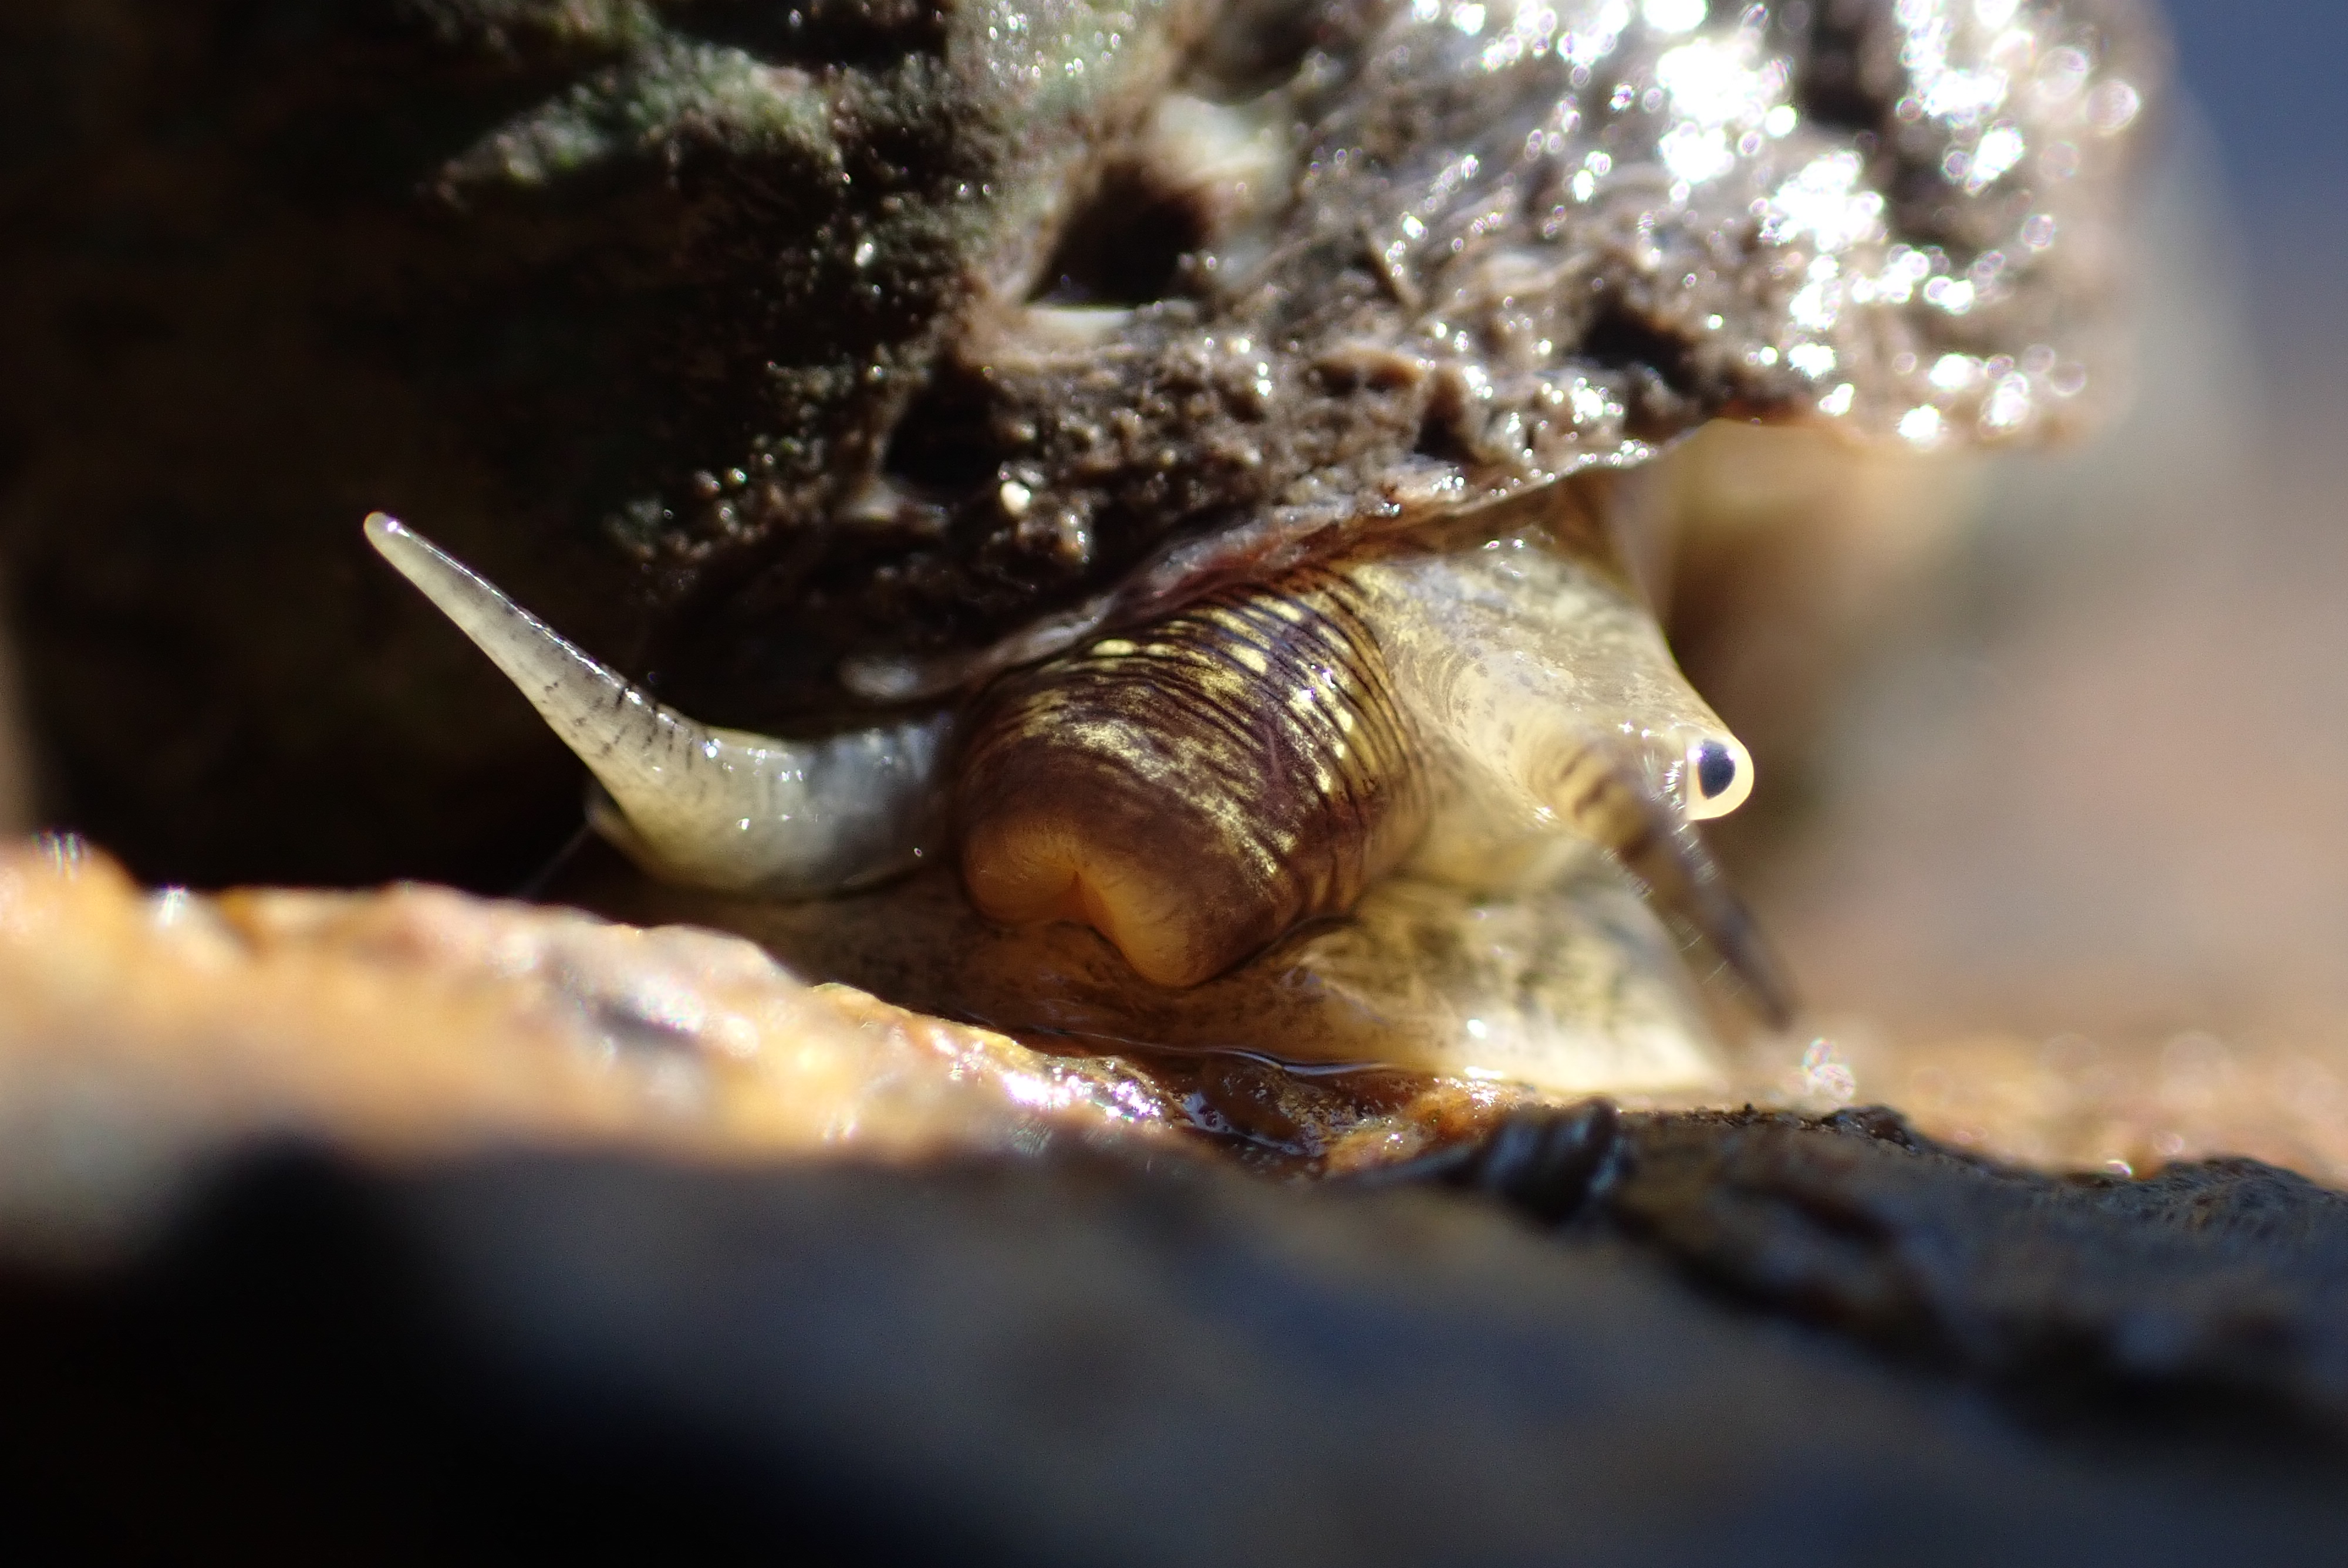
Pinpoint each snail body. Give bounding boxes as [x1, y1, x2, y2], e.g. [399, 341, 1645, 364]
[375, 478, 1773, 1084]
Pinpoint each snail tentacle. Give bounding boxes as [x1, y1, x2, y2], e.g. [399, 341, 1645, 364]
[1350, 522, 1755, 850]
[365, 513, 950, 896]
[1530, 737, 1794, 1027]
[1344, 506, 1786, 1020]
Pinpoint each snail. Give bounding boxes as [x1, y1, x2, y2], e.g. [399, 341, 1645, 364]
[365, 0, 2154, 1097]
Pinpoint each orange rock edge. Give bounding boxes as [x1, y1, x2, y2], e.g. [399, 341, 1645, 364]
[0, 836, 2339, 1226]
[0, 839, 1544, 1227]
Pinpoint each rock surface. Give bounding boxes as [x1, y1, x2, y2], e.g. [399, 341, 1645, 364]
[0, 836, 1190, 1246]
[1608, 1105, 2348, 1429]
[12, 7, 2340, 1548]
[0, 0, 2160, 885]
[0, 836, 1589, 1248]
[2, 837, 2347, 1559]
[5, 1134, 2348, 1563]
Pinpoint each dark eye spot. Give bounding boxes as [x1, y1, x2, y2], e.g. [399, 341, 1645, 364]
[1696, 740, 1737, 800]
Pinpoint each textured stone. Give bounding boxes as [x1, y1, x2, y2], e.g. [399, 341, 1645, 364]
[0, 834, 2343, 1555]
[3, 1140, 2346, 1562]
[0, 836, 1187, 1248]
[1604, 1106, 2348, 1430]
[0, 836, 1606, 1249]
[0, 0, 2160, 883]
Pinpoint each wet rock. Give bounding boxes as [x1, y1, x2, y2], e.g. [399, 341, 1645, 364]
[0, 0, 1180, 884]
[0, 834, 1578, 1251]
[4, 1141, 2347, 1563]
[1354, 1096, 2348, 1442]
[0, 835, 1184, 1249]
[0, 836, 2343, 1556]
[1602, 1104, 2348, 1431]
[0, 0, 2161, 886]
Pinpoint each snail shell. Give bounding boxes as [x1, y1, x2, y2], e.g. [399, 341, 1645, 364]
[957, 563, 1429, 988]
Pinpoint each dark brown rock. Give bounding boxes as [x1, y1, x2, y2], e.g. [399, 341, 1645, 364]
[0, 0, 2160, 884]
[1596, 1105, 2348, 1430]
[4, 1139, 2347, 1563]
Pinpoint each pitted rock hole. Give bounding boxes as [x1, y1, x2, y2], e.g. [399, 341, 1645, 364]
[880, 362, 1010, 497]
[1030, 162, 1209, 309]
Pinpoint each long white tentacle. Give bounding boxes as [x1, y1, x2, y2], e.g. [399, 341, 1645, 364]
[365, 513, 952, 896]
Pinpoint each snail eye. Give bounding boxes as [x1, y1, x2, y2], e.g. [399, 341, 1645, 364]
[1696, 741, 1736, 800]
[1682, 735, 1753, 822]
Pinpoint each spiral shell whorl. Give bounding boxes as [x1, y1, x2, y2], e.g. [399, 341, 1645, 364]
[955, 566, 1428, 987]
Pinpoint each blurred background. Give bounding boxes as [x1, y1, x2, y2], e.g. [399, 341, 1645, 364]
[1733, 0, 2348, 1175]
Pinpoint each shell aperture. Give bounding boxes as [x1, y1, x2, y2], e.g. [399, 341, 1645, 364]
[364, 515, 952, 897]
